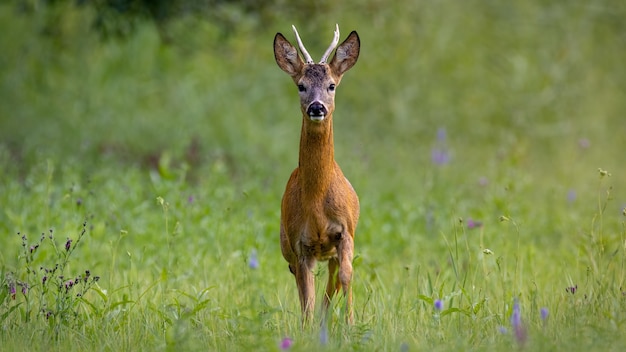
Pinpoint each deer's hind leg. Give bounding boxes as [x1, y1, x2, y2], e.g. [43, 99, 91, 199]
[323, 257, 342, 313]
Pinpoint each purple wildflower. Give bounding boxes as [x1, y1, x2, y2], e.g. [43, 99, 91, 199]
[434, 299, 444, 311]
[400, 342, 409, 352]
[567, 189, 577, 203]
[65, 238, 72, 251]
[511, 300, 527, 347]
[320, 325, 328, 345]
[578, 138, 590, 150]
[566, 285, 577, 294]
[9, 282, 16, 299]
[540, 307, 549, 322]
[431, 127, 450, 165]
[498, 326, 508, 334]
[431, 148, 450, 165]
[64, 280, 75, 293]
[279, 337, 293, 350]
[248, 250, 259, 270]
[437, 127, 447, 142]
[511, 300, 521, 327]
[466, 218, 483, 229]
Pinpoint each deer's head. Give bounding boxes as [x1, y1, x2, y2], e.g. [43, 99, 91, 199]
[274, 25, 360, 123]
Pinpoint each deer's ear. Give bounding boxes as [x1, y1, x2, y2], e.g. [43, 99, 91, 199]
[329, 31, 360, 77]
[274, 33, 304, 77]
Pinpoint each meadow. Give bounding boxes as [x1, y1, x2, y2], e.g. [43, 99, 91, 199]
[1, 0, 626, 350]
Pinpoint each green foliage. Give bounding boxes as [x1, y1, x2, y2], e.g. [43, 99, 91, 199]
[1, 0, 626, 350]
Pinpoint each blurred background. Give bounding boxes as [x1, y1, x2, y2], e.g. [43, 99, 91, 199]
[1, 0, 625, 236]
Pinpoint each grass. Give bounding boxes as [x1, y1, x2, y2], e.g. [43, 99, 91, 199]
[1, 0, 626, 350]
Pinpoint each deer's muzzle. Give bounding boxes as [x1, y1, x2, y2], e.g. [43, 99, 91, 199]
[307, 102, 327, 121]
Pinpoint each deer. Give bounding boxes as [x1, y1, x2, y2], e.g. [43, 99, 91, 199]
[273, 24, 360, 325]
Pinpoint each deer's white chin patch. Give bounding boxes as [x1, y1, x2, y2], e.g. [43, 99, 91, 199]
[309, 115, 325, 122]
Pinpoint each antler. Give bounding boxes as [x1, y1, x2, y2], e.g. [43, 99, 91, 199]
[291, 25, 314, 64]
[320, 24, 340, 64]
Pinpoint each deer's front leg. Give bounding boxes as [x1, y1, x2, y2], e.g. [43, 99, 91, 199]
[338, 234, 354, 324]
[323, 257, 341, 312]
[295, 257, 316, 325]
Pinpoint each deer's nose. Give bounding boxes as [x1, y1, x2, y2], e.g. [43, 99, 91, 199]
[307, 102, 327, 118]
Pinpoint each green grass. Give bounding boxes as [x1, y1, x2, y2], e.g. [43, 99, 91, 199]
[2, 0, 626, 350]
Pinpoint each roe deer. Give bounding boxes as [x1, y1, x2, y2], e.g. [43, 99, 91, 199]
[273, 24, 360, 325]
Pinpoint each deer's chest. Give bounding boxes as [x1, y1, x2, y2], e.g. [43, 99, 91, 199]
[294, 201, 346, 261]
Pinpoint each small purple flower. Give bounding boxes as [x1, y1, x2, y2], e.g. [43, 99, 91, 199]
[434, 299, 444, 311]
[511, 300, 521, 328]
[510, 300, 527, 347]
[578, 138, 590, 150]
[9, 282, 16, 299]
[400, 342, 409, 352]
[187, 195, 194, 204]
[65, 238, 72, 251]
[498, 326, 508, 334]
[567, 189, 577, 203]
[279, 337, 293, 350]
[320, 325, 328, 345]
[64, 280, 75, 293]
[566, 285, 577, 294]
[466, 218, 483, 229]
[437, 127, 447, 142]
[431, 148, 450, 165]
[431, 127, 450, 165]
[248, 250, 259, 270]
[540, 307, 549, 321]
[42, 276, 48, 285]
[20, 283, 28, 295]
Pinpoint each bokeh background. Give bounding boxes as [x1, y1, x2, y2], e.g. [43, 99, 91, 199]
[1, 1, 626, 349]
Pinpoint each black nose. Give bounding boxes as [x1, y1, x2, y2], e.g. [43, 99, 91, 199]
[307, 102, 327, 116]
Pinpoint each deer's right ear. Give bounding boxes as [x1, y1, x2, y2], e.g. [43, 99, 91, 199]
[274, 33, 304, 78]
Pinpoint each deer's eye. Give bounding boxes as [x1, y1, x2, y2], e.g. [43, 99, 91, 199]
[297, 84, 306, 92]
[328, 84, 336, 91]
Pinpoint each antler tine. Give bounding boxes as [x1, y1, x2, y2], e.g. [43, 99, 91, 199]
[291, 25, 314, 64]
[320, 24, 340, 64]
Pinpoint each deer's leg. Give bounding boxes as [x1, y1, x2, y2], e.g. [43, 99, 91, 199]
[323, 257, 341, 313]
[338, 235, 354, 324]
[295, 257, 316, 325]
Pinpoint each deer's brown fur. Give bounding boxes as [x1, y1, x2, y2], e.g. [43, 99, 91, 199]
[274, 26, 360, 325]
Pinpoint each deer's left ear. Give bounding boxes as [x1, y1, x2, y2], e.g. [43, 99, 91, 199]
[274, 33, 304, 78]
[330, 31, 360, 77]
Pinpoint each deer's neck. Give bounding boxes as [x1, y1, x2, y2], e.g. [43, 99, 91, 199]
[298, 117, 336, 201]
